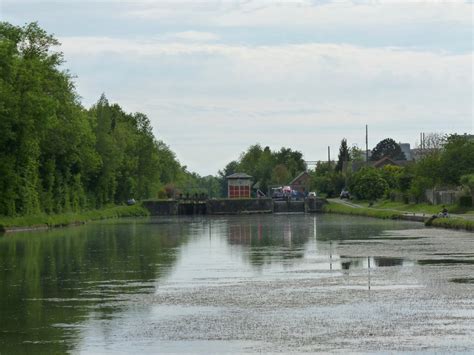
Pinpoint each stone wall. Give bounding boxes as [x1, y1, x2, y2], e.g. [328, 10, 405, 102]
[306, 198, 327, 212]
[206, 198, 273, 215]
[273, 201, 305, 213]
[142, 200, 178, 215]
[143, 197, 326, 216]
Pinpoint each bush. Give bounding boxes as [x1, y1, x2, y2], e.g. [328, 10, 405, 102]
[459, 195, 472, 207]
[349, 167, 388, 201]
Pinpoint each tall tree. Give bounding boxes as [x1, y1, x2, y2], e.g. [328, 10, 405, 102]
[0, 22, 188, 215]
[335, 138, 350, 172]
[370, 138, 406, 161]
[438, 134, 474, 185]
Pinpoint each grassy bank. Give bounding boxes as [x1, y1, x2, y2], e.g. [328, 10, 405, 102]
[426, 217, 474, 232]
[0, 204, 149, 232]
[324, 201, 474, 232]
[323, 203, 405, 219]
[357, 200, 472, 215]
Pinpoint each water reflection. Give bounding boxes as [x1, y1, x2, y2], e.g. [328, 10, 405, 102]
[0, 219, 189, 353]
[0, 214, 425, 353]
[224, 215, 414, 270]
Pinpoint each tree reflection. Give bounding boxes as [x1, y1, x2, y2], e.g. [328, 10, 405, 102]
[226, 216, 311, 266]
[0, 219, 189, 353]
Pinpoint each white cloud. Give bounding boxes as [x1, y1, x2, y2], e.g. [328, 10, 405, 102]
[20, 0, 467, 174]
[59, 34, 472, 174]
[163, 31, 220, 42]
[59, 36, 471, 90]
[124, 0, 472, 29]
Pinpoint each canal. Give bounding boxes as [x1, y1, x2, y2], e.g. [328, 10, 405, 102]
[0, 214, 473, 353]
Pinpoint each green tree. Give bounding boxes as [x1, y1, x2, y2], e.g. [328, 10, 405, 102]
[0, 22, 188, 215]
[310, 162, 344, 198]
[220, 145, 306, 195]
[350, 145, 365, 163]
[381, 165, 404, 190]
[335, 138, 351, 172]
[349, 167, 388, 201]
[460, 174, 474, 202]
[271, 164, 290, 185]
[370, 138, 406, 161]
[0, 22, 99, 215]
[438, 134, 474, 185]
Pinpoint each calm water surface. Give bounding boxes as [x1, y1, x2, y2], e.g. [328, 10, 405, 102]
[0, 214, 473, 353]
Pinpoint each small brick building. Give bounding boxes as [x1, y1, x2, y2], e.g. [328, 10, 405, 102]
[226, 173, 252, 199]
[289, 171, 311, 194]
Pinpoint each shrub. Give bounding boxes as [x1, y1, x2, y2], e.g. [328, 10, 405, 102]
[349, 167, 388, 201]
[459, 195, 472, 207]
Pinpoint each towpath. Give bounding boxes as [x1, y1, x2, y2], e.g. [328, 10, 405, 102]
[328, 198, 474, 221]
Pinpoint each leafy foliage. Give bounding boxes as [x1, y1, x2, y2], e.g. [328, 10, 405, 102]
[309, 162, 345, 198]
[0, 22, 195, 216]
[335, 138, 350, 172]
[438, 135, 474, 185]
[349, 167, 388, 201]
[370, 138, 406, 161]
[218, 145, 307, 195]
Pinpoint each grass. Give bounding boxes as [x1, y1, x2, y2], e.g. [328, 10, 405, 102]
[356, 200, 461, 214]
[426, 217, 474, 232]
[325, 200, 474, 232]
[0, 204, 149, 232]
[323, 202, 405, 219]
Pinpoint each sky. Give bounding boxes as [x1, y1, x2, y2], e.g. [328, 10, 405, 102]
[1, 0, 473, 175]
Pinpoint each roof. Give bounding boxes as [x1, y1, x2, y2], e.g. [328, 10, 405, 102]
[372, 156, 411, 168]
[289, 171, 310, 185]
[372, 156, 398, 168]
[226, 172, 253, 179]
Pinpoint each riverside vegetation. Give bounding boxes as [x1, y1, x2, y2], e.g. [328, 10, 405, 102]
[323, 202, 474, 231]
[0, 22, 311, 229]
[1, 22, 473, 231]
[0, 22, 221, 227]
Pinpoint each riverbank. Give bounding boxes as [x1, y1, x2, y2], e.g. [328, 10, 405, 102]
[426, 216, 474, 231]
[324, 200, 474, 232]
[0, 205, 149, 233]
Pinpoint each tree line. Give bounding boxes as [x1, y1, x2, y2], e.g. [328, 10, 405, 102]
[311, 135, 474, 204]
[2, 22, 472, 215]
[217, 144, 307, 195]
[0, 22, 198, 216]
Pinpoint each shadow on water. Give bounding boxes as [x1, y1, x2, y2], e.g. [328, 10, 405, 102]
[0, 218, 190, 353]
[418, 259, 474, 265]
[340, 256, 405, 270]
[450, 278, 474, 284]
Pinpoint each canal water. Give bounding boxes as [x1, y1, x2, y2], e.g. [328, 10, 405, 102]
[0, 214, 473, 353]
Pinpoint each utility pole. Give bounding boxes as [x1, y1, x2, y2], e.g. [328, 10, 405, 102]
[365, 124, 369, 165]
[327, 146, 331, 166]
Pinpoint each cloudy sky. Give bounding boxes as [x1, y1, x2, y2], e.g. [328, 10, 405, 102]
[1, 0, 473, 175]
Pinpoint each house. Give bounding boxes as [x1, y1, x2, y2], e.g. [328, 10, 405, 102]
[350, 156, 412, 173]
[289, 171, 311, 194]
[226, 173, 252, 198]
[372, 156, 411, 169]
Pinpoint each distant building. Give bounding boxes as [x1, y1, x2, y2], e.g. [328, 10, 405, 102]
[226, 173, 252, 199]
[289, 171, 311, 194]
[399, 143, 412, 160]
